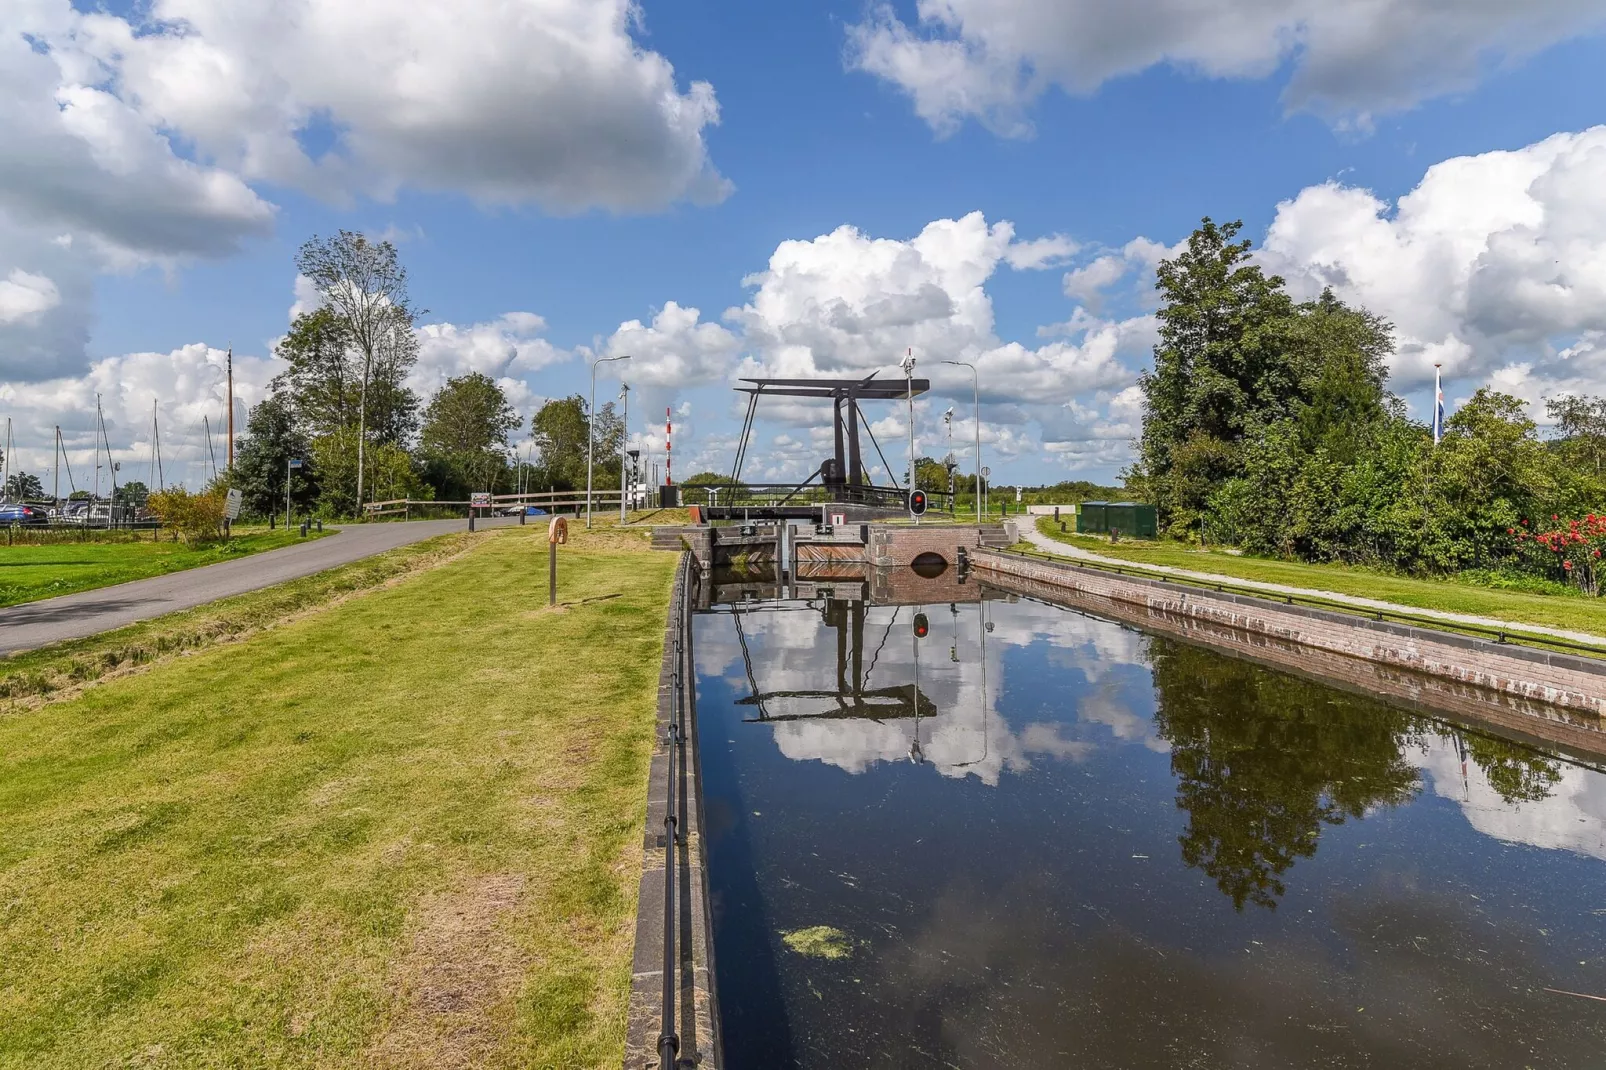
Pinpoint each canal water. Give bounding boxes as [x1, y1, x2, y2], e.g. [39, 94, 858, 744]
[693, 575, 1606, 1068]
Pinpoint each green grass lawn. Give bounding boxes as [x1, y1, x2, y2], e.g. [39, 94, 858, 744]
[0, 524, 675, 1068]
[0, 528, 329, 608]
[1033, 517, 1606, 639]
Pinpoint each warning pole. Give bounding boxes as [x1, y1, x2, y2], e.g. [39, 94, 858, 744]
[665, 407, 673, 486]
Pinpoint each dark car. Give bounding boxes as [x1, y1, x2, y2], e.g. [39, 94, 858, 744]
[0, 502, 47, 526]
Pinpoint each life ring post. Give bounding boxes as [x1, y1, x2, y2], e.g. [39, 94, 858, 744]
[548, 515, 568, 605]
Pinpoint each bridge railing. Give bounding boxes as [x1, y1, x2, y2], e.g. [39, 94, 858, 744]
[361, 491, 624, 519]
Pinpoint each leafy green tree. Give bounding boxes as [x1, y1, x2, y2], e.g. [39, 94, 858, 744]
[273, 307, 357, 438]
[1291, 290, 1394, 465]
[1418, 390, 1555, 570]
[913, 456, 951, 493]
[113, 480, 149, 506]
[294, 231, 420, 510]
[419, 373, 519, 499]
[1546, 393, 1606, 478]
[233, 394, 316, 519]
[5, 471, 45, 499]
[529, 395, 624, 490]
[1139, 218, 1297, 533]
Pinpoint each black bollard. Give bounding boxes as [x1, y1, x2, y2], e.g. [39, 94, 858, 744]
[520, 509, 526, 526]
[270, 512, 275, 530]
[316, 519, 323, 533]
[468, 511, 476, 532]
[300, 519, 309, 537]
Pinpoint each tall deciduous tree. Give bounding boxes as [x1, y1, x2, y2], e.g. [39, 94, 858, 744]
[420, 373, 519, 498]
[273, 307, 356, 438]
[233, 394, 316, 519]
[529, 395, 624, 490]
[5, 472, 45, 499]
[1547, 394, 1606, 477]
[294, 231, 419, 511]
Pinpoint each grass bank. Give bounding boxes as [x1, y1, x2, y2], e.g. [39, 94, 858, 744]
[0, 523, 675, 1067]
[0, 527, 330, 608]
[0, 531, 477, 707]
[1033, 517, 1606, 639]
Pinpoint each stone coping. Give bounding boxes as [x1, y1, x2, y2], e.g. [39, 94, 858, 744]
[973, 549, 1606, 756]
[624, 554, 722, 1069]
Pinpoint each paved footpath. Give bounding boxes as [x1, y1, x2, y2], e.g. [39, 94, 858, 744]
[0, 517, 524, 656]
[1019, 525, 1606, 649]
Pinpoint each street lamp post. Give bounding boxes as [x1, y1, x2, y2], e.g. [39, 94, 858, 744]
[942, 360, 982, 521]
[618, 381, 630, 526]
[586, 354, 630, 528]
[900, 349, 917, 523]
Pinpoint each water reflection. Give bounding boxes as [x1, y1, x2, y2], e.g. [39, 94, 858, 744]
[1147, 637, 1425, 910]
[695, 572, 1606, 1068]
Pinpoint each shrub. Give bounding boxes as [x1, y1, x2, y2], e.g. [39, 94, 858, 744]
[147, 487, 227, 544]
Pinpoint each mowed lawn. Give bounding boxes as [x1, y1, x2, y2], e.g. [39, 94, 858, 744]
[0, 529, 325, 608]
[1034, 517, 1606, 639]
[0, 526, 675, 1068]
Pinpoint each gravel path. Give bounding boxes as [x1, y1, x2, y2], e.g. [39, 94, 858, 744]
[1018, 525, 1606, 649]
[0, 517, 525, 656]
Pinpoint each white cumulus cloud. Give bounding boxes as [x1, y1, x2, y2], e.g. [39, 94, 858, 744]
[46, 0, 729, 213]
[0, 269, 59, 325]
[1259, 126, 1606, 399]
[848, 0, 1606, 136]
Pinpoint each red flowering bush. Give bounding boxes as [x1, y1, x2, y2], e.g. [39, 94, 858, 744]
[1512, 513, 1606, 595]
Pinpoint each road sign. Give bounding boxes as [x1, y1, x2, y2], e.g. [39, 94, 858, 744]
[470, 491, 491, 508]
[289, 457, 303, 469]
[224, 488, 242, 520]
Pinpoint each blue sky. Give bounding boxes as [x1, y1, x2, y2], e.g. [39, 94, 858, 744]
[5, 0, 1606, 491]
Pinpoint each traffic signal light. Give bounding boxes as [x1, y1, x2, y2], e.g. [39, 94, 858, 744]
[913, 613, 930, 639]
[908, 489, 928, 516]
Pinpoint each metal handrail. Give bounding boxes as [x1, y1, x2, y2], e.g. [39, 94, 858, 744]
[658, 554, 692, 1067]
[994, 546, 1606, 660]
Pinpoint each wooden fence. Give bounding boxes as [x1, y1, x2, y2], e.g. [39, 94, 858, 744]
[362, 490, 624, 519]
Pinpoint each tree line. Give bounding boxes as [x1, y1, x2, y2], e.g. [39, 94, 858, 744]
[230, 231, 626, 519]
[1132, 219, 1606, 593]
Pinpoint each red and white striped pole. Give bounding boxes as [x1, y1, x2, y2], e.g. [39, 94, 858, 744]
[665, 407, 673, 486]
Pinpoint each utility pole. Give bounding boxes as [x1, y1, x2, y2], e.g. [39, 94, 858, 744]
[586, 353, 630, 528]
[618, 381, 630, 525]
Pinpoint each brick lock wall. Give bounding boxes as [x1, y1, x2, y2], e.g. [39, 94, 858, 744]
[973, 550, 1606, 755]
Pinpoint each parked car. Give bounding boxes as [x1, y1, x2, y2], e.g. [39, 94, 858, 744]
[0, 502, 47, 526]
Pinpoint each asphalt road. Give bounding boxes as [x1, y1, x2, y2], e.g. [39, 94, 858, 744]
[0, 517, 525, 656]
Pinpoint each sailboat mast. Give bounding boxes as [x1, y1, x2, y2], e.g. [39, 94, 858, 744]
[153, 401, 164, 490]
[226, 345, 235, 475]
[204, 415, 218, 480]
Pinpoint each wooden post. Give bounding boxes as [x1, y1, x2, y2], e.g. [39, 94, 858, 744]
[548, 515, 568, 606]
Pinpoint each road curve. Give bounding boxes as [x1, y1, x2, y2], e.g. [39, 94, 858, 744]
[0, 518, 524, 656]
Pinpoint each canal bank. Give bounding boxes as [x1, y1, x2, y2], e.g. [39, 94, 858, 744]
[625, 554, 721, 1070]
[974, 548, 1606, 759]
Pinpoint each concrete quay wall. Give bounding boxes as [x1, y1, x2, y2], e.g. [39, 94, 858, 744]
[973, 549, 1606, 758]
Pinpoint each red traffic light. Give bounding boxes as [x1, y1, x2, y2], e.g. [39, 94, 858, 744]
[908, 489, 928, 516]
[913, 612, 930, 638]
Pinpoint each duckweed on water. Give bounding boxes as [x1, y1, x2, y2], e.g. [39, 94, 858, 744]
[781, 926, 854, 960]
